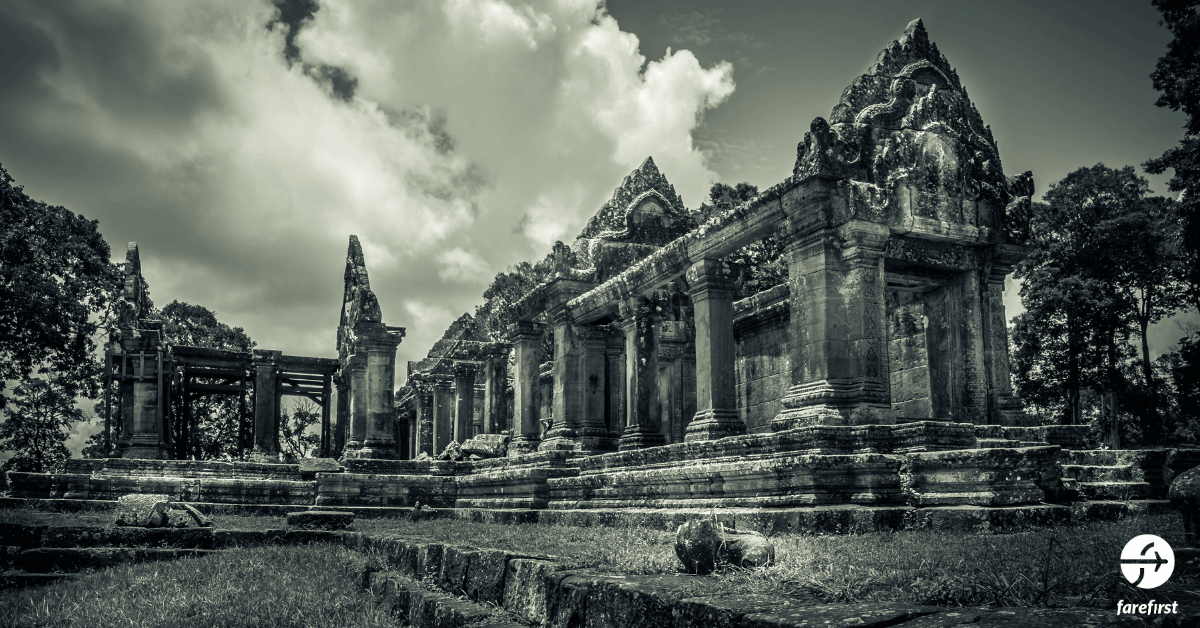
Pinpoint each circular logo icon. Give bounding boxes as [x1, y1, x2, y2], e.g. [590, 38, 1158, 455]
[1120, 535, 1174, 589]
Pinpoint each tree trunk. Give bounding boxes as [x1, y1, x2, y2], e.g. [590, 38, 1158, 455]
[1139, 297, 1159, 443]
[1066, 312, 1081, 425]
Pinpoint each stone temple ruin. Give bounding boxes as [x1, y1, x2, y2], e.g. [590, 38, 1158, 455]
[9, 20, 1198, 529]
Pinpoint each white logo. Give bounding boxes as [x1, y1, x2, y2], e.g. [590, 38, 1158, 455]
[1120, 535, 1174, 589]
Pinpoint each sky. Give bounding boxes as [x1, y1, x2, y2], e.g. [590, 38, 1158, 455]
[0, 0, 1194, 435]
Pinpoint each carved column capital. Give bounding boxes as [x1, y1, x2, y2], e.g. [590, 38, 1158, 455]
[453, 361, 478, 379]
[837, 220, 889, 265]
[685, 259, 736, 301]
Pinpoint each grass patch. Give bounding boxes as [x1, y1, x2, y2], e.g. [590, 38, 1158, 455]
[0, 544, 391, 628]
[2, 505, 1193, 609]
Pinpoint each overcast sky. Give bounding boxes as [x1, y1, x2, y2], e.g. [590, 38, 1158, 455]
[1, 0, 1194, 405]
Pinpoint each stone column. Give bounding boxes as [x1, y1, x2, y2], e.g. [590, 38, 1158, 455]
[656, 321, 689, 444]
[252, 349, 282, 460]
[509, 321, 542, 456]
[544, 322, 615, 453]
[122, 331, 170, 460]
[982, 244, 1029, 425]
[618, 296, 666, 450]
[773, 218, 893, 430]
[344, 354, 368, 455]
[416, 382, 434, 456]
[482, 346, 509, 435]
[539, 363, 554, 437]
[349, 322, 404, 459]
[684, 259, 743, 442]
[333, 373, 349, 457]
[453, 361, 477, 443]
[605, 328, 626, 440]
[432, 378, 454, 454]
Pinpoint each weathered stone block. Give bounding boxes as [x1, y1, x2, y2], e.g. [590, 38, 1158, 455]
[115, 494, 171, 527]
[416, 543, 444, 580]
[464, 549, 508, 604]
[502, 559, 561, 626]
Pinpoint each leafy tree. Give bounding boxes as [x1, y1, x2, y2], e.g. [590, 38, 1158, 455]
[1, 378, 84, 473]
[280, 399, 321, 461]
[159, 300, 256, 460]
[1146, 0, 1200, 313]
[0, 163, 121, 408]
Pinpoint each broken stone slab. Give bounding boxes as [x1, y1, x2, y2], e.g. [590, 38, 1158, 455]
[172, 503, 212, 528]
[114, 494, 171, 528]
[438, 440, 465, 461]
[675, 519, 776, 575]
[286, 510, 354, 531]
[299, 458, 342, 477]
[461, 433, 511, 459]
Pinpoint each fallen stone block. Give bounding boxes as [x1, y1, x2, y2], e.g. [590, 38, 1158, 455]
[676, 519, 775, 574]
[462, 433, 511, 459]
[115, 494, 172, 528]
[286, 510, 354, 530]
[1170, 464, 1200, 547]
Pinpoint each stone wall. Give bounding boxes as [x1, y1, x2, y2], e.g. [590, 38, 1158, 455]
[733, 285, 791, 434]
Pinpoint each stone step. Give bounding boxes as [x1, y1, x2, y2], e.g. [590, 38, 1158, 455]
[1061, 464, 1135, 483]
[1077, 481, 1154, 501]
[976, 439, 1022, 448]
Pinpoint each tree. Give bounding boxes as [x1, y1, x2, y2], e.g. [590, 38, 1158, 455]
[1146, 0, 1200, 313]
[159, 300, 256, 460]
[1, 378, 84, 473]
[280, 399, 321, 461]
[0, 162, 121, 407]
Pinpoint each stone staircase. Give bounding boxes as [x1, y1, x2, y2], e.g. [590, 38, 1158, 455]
[1061, 450, 1173, 501]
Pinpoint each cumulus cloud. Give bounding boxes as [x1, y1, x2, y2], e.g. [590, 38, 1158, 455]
[0, 0, 734, 377]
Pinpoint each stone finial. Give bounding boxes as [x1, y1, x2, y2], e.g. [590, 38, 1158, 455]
[116, 242, 150, 330]
[574, 156, 687, 243]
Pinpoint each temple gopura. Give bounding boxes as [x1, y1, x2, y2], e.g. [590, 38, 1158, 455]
[10, 21, 1195, 527]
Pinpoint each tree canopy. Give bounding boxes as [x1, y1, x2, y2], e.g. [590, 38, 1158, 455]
[1013, 165, 1190, 443]
[0, 163, 121, 407]
[1146, 0, 1200, 312]
[1, 377, 84, 474]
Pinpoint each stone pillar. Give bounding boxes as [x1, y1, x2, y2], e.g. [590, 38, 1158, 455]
[416, 382, 434, 456]
[510, 321, 542, 456]
[482, 347, 509, 435]
[453, 361, 477, 443]
[618, 296, 666, 450]
[539, 363, 554, 438]
[982, 244, 1029, 425]
[252, 350, 282, 460]
[656, 321, 690, 444]
[333, 373, 349, 457]
[121, 331, 170, 460]
[605, 328, 626, 440]
[432, 378, 454, 454]
[543, 320, 614, 453]
[685, 259, 743, 442]
[344, 354, 367, 454]
[774, 219, 893, 429]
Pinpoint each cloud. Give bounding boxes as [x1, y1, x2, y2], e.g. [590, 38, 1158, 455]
[0, 0, 735, 379]
[659, 9, 766, 52]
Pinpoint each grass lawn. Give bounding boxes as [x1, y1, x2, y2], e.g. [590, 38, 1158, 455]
[1, 506, 1193, 612]
[0, 544, 394, 628]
